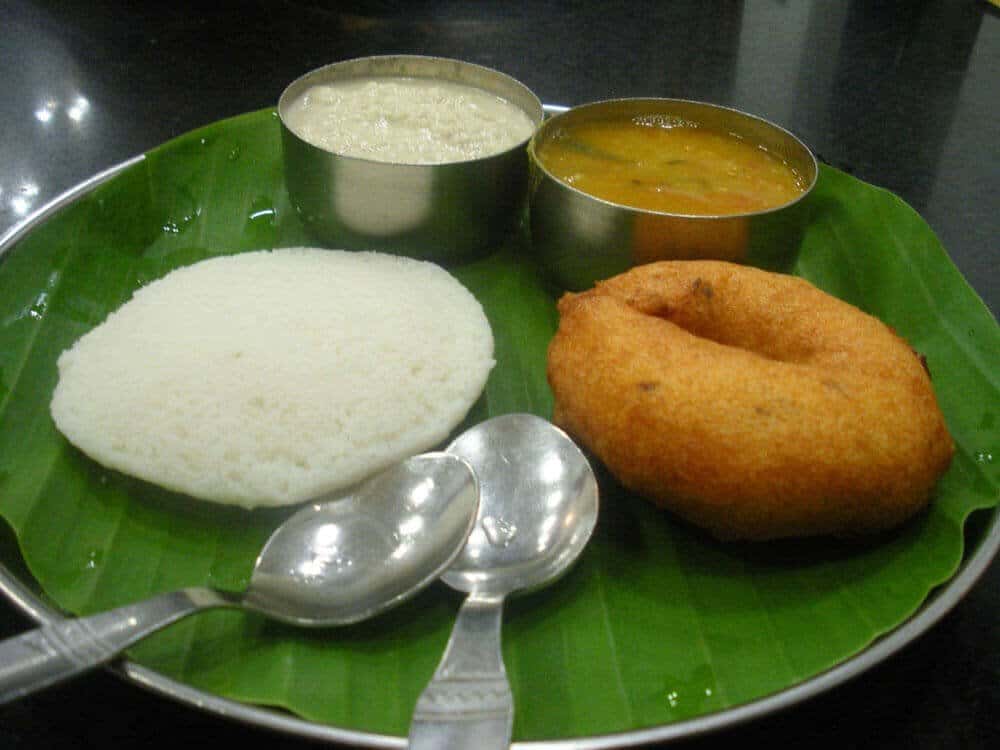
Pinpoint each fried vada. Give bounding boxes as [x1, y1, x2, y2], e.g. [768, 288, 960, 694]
[546, 260, 954, 541]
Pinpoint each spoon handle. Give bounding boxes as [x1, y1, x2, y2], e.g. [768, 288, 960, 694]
[408, 593, 513, 749]
[0, 587, 235, 704]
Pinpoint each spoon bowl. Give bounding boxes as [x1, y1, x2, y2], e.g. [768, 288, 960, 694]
[247, 452, 479, 625]
[409, 414, 599, 749]
[0, 452, 479, 703]
[443, 413, 599, 597]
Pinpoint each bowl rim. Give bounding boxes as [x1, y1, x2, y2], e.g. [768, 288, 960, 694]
[277, 54, 544, 168]
[528, 96, 820, 220]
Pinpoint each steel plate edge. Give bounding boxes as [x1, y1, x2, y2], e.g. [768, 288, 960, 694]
[0, 155, 146, 258]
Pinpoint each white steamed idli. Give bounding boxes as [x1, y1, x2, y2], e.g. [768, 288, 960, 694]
[50, 248, 495, 509]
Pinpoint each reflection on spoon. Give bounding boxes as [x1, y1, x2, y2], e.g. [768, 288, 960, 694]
[0, 452, 478, 704]
[408, 414, 599, 749]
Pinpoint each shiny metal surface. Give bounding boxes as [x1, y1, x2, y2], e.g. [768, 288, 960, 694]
[528, 98, 818, 290]
[442, 414, 599, 598]
[0, 453, 478, 703]
[247, 452, 479, 625]
[278, 55, 543, 261]
[408, 414, 599, 749]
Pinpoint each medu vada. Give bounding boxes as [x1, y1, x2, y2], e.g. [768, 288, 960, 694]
[546, 260, 954, 541]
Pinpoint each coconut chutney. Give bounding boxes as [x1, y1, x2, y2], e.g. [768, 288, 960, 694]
[282, 76, 536, 164]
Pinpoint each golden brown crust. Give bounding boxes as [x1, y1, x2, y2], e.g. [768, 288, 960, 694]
[546, 260, 954, 541]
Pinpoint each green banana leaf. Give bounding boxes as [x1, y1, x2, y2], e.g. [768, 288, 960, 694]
[0, 109, 997, 741]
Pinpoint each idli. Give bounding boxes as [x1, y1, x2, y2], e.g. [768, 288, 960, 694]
[50, 248, 495, 508]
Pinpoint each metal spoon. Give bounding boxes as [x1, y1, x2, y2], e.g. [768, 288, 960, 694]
[408, 414, 599, 749]
[0, 451, 478, 704]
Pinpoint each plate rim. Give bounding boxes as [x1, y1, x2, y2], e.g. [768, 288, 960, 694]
[1, 112, 998, 748]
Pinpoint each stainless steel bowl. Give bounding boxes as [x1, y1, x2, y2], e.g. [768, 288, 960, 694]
[278, 55, 543, 261]
[528, 98, 818, 290]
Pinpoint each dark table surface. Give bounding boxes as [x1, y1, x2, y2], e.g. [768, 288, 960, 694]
[1, 1, 997, 748]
